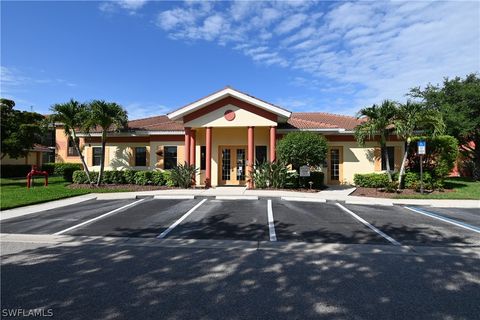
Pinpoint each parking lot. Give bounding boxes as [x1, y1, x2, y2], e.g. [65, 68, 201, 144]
[2, 197, 479, 248]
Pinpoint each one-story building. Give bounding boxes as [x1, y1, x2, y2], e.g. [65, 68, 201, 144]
[55, 87, 404, 187]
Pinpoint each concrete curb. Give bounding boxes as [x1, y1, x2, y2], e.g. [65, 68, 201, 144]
[2, 233, 479, 258]
[281, 197, 326, 203]
[154, 195, 195, 200]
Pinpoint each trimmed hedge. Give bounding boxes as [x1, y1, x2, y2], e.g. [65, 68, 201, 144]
[354, 173, 390, 188]
[0, 165, 32, 178]
[42, 163, 83, 182]
[72, 169, 168, 186]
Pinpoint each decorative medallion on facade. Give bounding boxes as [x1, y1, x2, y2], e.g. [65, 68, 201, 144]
[224, 110, 236, 121]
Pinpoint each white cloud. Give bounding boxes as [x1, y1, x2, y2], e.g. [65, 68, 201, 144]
[154, 1, 479, 111]
[99, 0, 147, 15]
[125, 102, 170, 120]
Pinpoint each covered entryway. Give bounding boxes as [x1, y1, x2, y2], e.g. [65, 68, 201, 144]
[218, 146, 247, 185]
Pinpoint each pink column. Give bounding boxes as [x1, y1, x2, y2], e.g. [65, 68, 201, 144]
[247, 126, 255, 189]
[205, 127, 212, 188]
[190, 130, 196, 166]
[269, 126, 276, 162]
[184, 127, 191, 166]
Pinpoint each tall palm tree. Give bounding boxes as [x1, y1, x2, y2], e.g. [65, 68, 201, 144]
[50, 99, 92, 183]
[87, 100, 128, 186]
[355, 100, 398, 182]
[394, 101, 445, 187]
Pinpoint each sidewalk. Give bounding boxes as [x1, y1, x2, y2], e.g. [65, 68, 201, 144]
[80, 186, 480, 208]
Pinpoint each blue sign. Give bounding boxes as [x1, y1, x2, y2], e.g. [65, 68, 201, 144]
[418, 140, 426, 155]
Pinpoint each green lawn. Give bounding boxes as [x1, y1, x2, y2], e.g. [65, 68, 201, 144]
[0, 176, 132, 210]
[394, 177, 480, 200]
[0, 176, 91, 210]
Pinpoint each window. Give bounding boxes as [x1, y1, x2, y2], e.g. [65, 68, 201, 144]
[67, 137, 79, 156]
[164, 146, 177, 169]
[200, 146, 206, 170]
[381, 146, 395, 171]
[135, 147, 147, 166]
[255, 146, 267, 164]
[92, 147, 102, 166]
[330, 149, 340, 180]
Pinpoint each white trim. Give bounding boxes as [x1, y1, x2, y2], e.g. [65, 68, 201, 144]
[76, 130, 184, 137]
[267, 200, 277, 241]
[157, 199, 207, 239]
[168, 88, 292, 120]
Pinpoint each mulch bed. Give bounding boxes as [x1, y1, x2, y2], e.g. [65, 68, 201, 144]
[351, 187, 454, 198]
[68, 184, 175, 191]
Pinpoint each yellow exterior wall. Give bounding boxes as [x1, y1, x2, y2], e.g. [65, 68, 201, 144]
[1, 152, 42, 166]
[185, 104, 277, 128]
[320, 140, 405, 184]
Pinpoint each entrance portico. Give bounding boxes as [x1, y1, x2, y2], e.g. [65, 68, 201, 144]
[168, 87, 291, 188]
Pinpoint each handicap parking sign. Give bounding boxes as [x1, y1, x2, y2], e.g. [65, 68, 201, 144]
[418, 140, 426, 155]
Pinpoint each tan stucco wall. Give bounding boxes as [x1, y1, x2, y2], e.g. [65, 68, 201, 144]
[1, 152, 42, 166]
[320, 140, 405, 184]
[55, 127, 83, 164]
[185, 104, 277, 128]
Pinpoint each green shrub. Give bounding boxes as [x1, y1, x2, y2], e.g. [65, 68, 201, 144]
[72, 170, 98, 184]
[163, 170, 175, 187]
[310, 171, 324, 189]
[152, 171, 166, 186]
[285, 170, 299, 189]
[123, 170, 137, 184]
[0, 165, 32, 178]
[252, 161, 289, 189]
[169, 164, 197, 188]
[42, 163, 82, 182]
[353, 173, 390, 188]
[277, 132, 328, 170]
[134, 171, 153, 185]
[101, 170, 125, 184]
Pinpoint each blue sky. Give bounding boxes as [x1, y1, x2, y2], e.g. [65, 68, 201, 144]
[1, 0, 479, 120]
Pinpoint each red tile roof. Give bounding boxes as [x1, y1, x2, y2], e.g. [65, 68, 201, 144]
[121, 112, 361, 132]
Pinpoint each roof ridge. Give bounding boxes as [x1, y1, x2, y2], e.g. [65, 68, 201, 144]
[292, 111, 358, 120]
[129, 115, 170, 122]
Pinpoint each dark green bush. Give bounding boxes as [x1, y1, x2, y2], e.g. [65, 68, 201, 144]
[252, 161, 289, 189]
[134, 171, 153, 185]
[285, 170, 299, 189]
[353, 173, 390, 188]
[310, 171, 324, 189]
[0, 165, 32, 178]
[42, 162, 82, 182]
[169, 164, 197, 188]
[152, 171, 166, 186]
[123, 170, 137, 184]
[101, 170, 126, 184]
[72, 170, 98, 184]
[277, 132, 328, 170]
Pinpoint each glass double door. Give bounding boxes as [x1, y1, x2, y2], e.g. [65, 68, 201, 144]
[219, 146, 246, 185]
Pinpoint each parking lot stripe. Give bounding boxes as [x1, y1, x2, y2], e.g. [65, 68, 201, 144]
[267, 200, 277, 242]
[53, 199, 146, 235]
[335, 203, 401, 246]
[157, 199, 208, 239]
[404, 206, 480, 234]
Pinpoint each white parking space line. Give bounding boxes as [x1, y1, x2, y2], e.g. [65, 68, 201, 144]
[267, 200, 277, 242]
[157, 199, 208, 239]
[53, 199, 147, 235]
[404, 206, 480, 234]
[335, 203, 401, 246]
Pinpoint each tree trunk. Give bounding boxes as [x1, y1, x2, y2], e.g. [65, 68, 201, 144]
[96, 132, 106, 186]
[397, 141, 410, 188]
[383, 143, 393, 182]
[71, 131, 92, 184]
[473, 135, 480, 181]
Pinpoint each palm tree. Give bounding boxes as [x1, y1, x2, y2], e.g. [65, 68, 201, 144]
[87, 100, 128, 186]
[50, 99, 92, 183]
[394, 101, 445, 188]
[355, 100, 398, 182]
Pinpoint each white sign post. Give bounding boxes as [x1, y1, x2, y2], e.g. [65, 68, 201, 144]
[418, 140, 426, 194]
